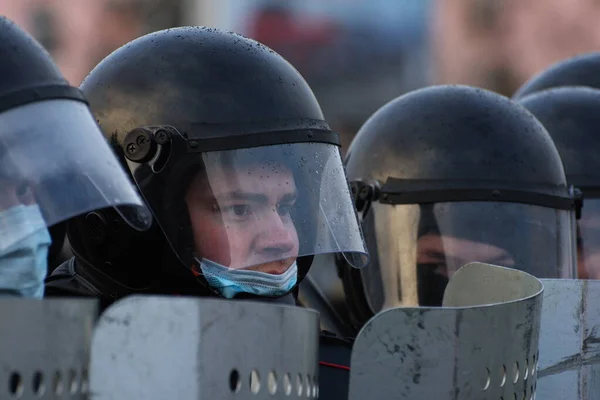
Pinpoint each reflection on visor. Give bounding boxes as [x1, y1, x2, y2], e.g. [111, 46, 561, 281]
[0, 99, 151, 246]
[136, 142, 368, 274]
[577, 199, 600, 279]
[361, 201, 574, 310]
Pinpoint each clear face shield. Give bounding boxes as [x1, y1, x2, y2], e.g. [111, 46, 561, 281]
[360, 201, 575, 310]
[126, 132, 369, 279]
[0, 99, 152, 252]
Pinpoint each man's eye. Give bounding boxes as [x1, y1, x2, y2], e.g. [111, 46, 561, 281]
[419, 263, 448, 277]
[277, 203, 294, 216]
[227, 205, 250, 217]
[433, 263, 448, 276]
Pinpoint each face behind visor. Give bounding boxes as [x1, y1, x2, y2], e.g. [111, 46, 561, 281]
[69, 27, 369, 299]
[339, 85, 578, 329]
[0, 16, 150, 298]
[518, 87, 600, 280]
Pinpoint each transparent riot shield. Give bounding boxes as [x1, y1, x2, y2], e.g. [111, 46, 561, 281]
[536, 279, 600, 400]
[89, 296, 320, 399]
[0, 298, 98, 399]
[348, 262, 544, 400]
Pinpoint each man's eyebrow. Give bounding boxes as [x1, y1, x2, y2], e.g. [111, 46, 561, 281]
[214, 190, 298, 204]
[486, 253, 515, 265]
[421, 249, 513, 267]
[422, 249, 448, 262]
[216, 191, 269, 203]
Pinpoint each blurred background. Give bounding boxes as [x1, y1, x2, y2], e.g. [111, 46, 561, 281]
[7, 0, 600, 332]
[4, 0, 600, 151]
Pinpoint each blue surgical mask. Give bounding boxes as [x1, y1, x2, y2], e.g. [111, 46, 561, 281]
[198, 258, 298, 299]
[0, 205, 51, 298]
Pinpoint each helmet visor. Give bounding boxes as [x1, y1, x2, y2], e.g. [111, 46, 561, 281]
[0, 99, 152, 250]
[360, 201, 575, 311]
[132, 141, 368, 274]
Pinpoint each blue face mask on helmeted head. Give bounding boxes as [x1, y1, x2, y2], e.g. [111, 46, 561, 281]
[198, 258, 298, 299]
[0, 204, 51, 298]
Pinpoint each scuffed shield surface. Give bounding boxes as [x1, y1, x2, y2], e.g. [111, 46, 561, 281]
[89, 296, 320, 399]
[537, 279, 600, 400]
[0, 298, 98, 399]
[349, 262, 544, 400]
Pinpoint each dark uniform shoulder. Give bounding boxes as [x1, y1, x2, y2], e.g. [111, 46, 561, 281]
[318, 330, 354, 400]
[44, 258, 102, 297]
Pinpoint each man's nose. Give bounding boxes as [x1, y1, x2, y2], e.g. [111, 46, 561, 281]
[255, 212, 296, 255]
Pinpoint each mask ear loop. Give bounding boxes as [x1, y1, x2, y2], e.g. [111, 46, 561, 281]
[191, 258, 202, 277]
[191, 256, 228, 298]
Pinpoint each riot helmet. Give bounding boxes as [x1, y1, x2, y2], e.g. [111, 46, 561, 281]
[338, 85, 578, 329]
[0, 16, 151, 253]
[514, 52, 600, 99]
[518, 87, 600, 279]
[71, 27, 368, 299]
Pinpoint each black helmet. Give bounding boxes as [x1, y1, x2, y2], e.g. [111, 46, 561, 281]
[338, 85, 578, 329]
[0, 17, 149, 253]
[70, 27, 368, 298]
[514, 52, 600, 99]
[518, 87, 600, 279]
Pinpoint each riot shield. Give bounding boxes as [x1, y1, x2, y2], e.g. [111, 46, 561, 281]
[89, 296, 320, 399]
[348, 262, 544, 400]
[536, 279, 600, 400]
[0, 298, 98, 399]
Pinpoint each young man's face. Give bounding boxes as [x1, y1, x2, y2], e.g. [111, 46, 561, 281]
[185, 162, 299, 274]
[417, 233, 515, 278]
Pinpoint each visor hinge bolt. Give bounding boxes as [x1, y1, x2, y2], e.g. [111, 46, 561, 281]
[136, 135, 147, 146]
[123, 128, 157, 163]
[189, 140, 198, 148]
[155, 129, 170, 145]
